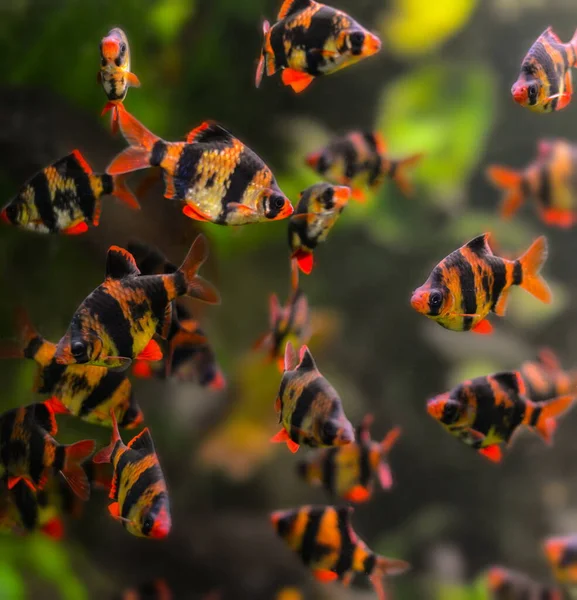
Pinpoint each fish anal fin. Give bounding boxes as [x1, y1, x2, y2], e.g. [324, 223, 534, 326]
[478, 444, 502, 463]
[281, 68, 314, 93]
[343, 485, 372, 503]
[182, 204, 211, 222]
[313, 570, 338, 583]
[63, 222, 89, 235]
[472, 319, 493, 335]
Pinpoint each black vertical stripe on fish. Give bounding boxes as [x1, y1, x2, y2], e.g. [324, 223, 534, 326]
[513, 261, 523, 286]
[359, 446, 372, 487]
[269, 27, 288, 70]
[37, 363, 67, 394]
[120, 464, 161, 520]
[533, 42, 560, 98]
[31, 174, 57, 232]
[0, 411, 17, 466]
[276, 511, 297, 539]
[322, 449, 336, 494]
[529, 405, 541, 427]
[72, 168, 97, 220]
[467, 381, 496, 435]
[100, 174, 115, 197]
[342, 141, 358, 180]
[363, 133, 379, 153]
[23, 337, 44, 360]
[299, 507, 323, 566]
[150, 141, 167, 168]
[289, 379, 320, 432]
[77, 372, 127, 417]
[218, 153, 253, 224]
[119, 396, 139, 428]
[143, 279, 170, 324]
[86, 288, 134, 358]
[173, 145, 204, 200]
[455, 252, 477, 330]
[363, 554, 376, 575]
[367, 156, 383, 187]
[334, 512, 354, 577]
[538, 164, 553, 208]
[490, 260, 507, 311]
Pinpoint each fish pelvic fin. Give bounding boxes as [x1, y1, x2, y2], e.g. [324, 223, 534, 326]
[515, 236, 552, 304]
[60, 439, 96, 500]
[177, 234, 221, 304]
[486, 165, 524, 219]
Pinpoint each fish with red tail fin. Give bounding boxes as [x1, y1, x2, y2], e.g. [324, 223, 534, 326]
[297, 414, 401, 502]
[427, 371, 575, 461]
[307, 131, 423, 200]
[256, 0, 381, 93]
[484, 565, 562, 599]
[288, 182, 350, 275]
[520, 347, 577, 404]
[271, 505, 409, 598]
[93, 411, 171, 539]
[411, 233, 551, 333]
[53, 235, 219, 371]
[0, 150, 139, 235]
[271, 342, 355, 453]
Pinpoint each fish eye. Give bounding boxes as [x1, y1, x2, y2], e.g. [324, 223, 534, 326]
[4, 203, 19, 224]
[428, 291, 443, 310]
[71, 340, 87, 359]
[101, 57, 107, 67]
[142, 514, 155, 536]
[273, 196, 285, 210]
[442, 401, 460, 424]
[348, 31, 365, 53]
[119, 42, 127, 54]
[528, 83, 538, 103]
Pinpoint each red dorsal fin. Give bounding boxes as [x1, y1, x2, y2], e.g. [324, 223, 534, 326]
[127, 427, 155, 454]
[186, 122, 234, 145]
[105, 246, 141, 280]
[278, 0, 314, 20]
[70, 149, 93, 176]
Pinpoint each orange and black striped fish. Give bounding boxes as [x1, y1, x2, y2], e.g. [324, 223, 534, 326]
[410, 233, 551, 334]
[254, 263, 312, 371]
[427, 371, 574, 463]
[116, 578, 172, 600]
[106, 105, 293, 225]
[306, 132, 423, 202]
[485, 566, 562, 600]
[544, 535, 577, 585]
[520, 348, 577, 404]
[0, 150, 139, 235]
[297, 414, 401, 503]
[98, 27, 141, 134]
[288, 183, 350, 275]
[271, 505, 409, 598]
[487, 139, 577, 227]
[271, 342, 354, 453]
[127, 241, 226, 389]
[0, 308, 143, 429]
[255, 0, 381, 93]
[53, 235, 220, 371]
[0, 402, 95, 500]
[512, 27, 577, 113]
[93, 412, 171, 539]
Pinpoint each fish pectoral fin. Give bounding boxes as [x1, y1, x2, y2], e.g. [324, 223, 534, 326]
[102, 356, 133, 371]
[291, 250, 314, 275]
[493, 290, 510, 317]
[377, 462, 394, 490]
[182, 204, 211, 222]
[312, 570, 339, 583]
[226, 202, 258, 215]
[281, 68, 314, 93]
[108, 502, 130, 523]
[126, 71, 141, 88]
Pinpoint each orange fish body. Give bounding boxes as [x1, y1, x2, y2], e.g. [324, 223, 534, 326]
[485, 566, 562, 599]
[53, 236, 219, 371]
[98, 28, 141, 134]
[410, 233, 551, 333]
[93, 413, 171, 539]
[306, 132, 423, 201]
[106, 107, 293, 225]
[271, 343, 355, 453]
[297, 414, 400, 502]
[288, 183, 350, 274]
[512, 27, 577, 113]
[487, 139, 577, 227]
[0, 150, 138, 235]
[256, 0, 381, 93]
[427, 372, 575, 462]
[271, 505, 409, 598]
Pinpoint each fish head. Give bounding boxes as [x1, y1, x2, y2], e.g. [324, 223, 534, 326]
[511, 77, 546, 111]
[55, 324, 103, 366]
[427, 393, 466, 426]
[140, 494, 171, 539]
[261, 187, 294, 220]
[1, 199, 29, 227]
[485, 567, 508, 591]
[410, 286, 453, 319]
[305, 183, 351, 214]
[336, 27, 381, 62]
[320, 416, 355, 447]
[100, 29, 129, 68]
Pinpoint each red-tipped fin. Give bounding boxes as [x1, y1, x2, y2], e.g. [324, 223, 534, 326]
[63, 221, 89, 235]
[486, 165, 524, 219]
[61, 439, 96, 500]
[107, 147, 152, 176]
[392, 153, 424, 197]
[378, 463, 393, 490]
[114, 104, 158, 151]
[472, 319, 493, 335]
[182, 204, 211, 222]
[531, 395, 575, 443]
[292, 249, 314, 275]
[278, 0, 315, 20]
[126, 71, 141, 88]
[516, 236, 551, 303]
[70, 149, 93, 175]
[381, 426, 402, 454]
[281, 68, 314, 93]
[132, 359, 155, 379]
[41, 517, 64, 540]
[137, 339, 163, 362]
[270, 428, 299, 453]
[112, 175, 140, 211]
[43, 396, 69, 415]
[542, 208, 575, 228]
[478, 444, 502, 463]
[343, 485, 372, 503]
[126, 427, 155, 454]
[313, 570, 338, 583]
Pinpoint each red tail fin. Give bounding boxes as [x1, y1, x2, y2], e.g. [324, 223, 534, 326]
[516, 236, 552, 304]
[112, 174, 140, 211]
[486, 166, 524, 219]
[390, 153, 423, 197]
[61, 440, 96, 500]
[177, 234, 221, 304]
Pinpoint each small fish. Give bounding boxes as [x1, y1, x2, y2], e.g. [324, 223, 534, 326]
[106, 106, 293, 225]
[485, 566, 562, 600]
[544, 535, 577, 585]
[254, 263, 312, 371]
[98, 28, 141, 134]
[512, 27, 577, 113]
[520, 348, 577, 404]
[487, 139, 577, 227]
[410, 233, 551, 334]
[271, 342, 355, 453]
[0, 150, 139, 235]
[53, 235, 220, 371]
[116, 578, 172, 600]
[271, 505, 409, 599]
[93, 412, 171, 539]
[0, 402, 95, 500]
[128, 241, 226, 389]
[427, 371, 574, 462]
[0, 308, 143, 429]
[306, 132, 423, 201]
[288, 183, 350, 274]
[256, 0, 381, 93]
[297, 414, 401, 502]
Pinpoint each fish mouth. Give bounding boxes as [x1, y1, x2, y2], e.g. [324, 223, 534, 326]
[277, 200, 294, 219]
[101, 39, 120, 61]
[410, 291, 428, 313]
[334, 425, 355, 446]
[270, 510, 286, 527]
[426, 398, 444, 420]
[332, 186, 351, 206]
[511, 84, 526, 104]
[364, 32, 382, 56]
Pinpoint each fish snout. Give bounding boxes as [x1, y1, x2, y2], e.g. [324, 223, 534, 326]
[101, 38, 120, 61]
[332, 186, 351, 207]
[278, 199, 294, 219]
[364, 32, 382, 56]
[334, 422, 355, 446]
[511, 83, 527, 104]
[150, 508, 171, 539]
[410, 290, 428, 313]
[426, 397, 445, 421]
